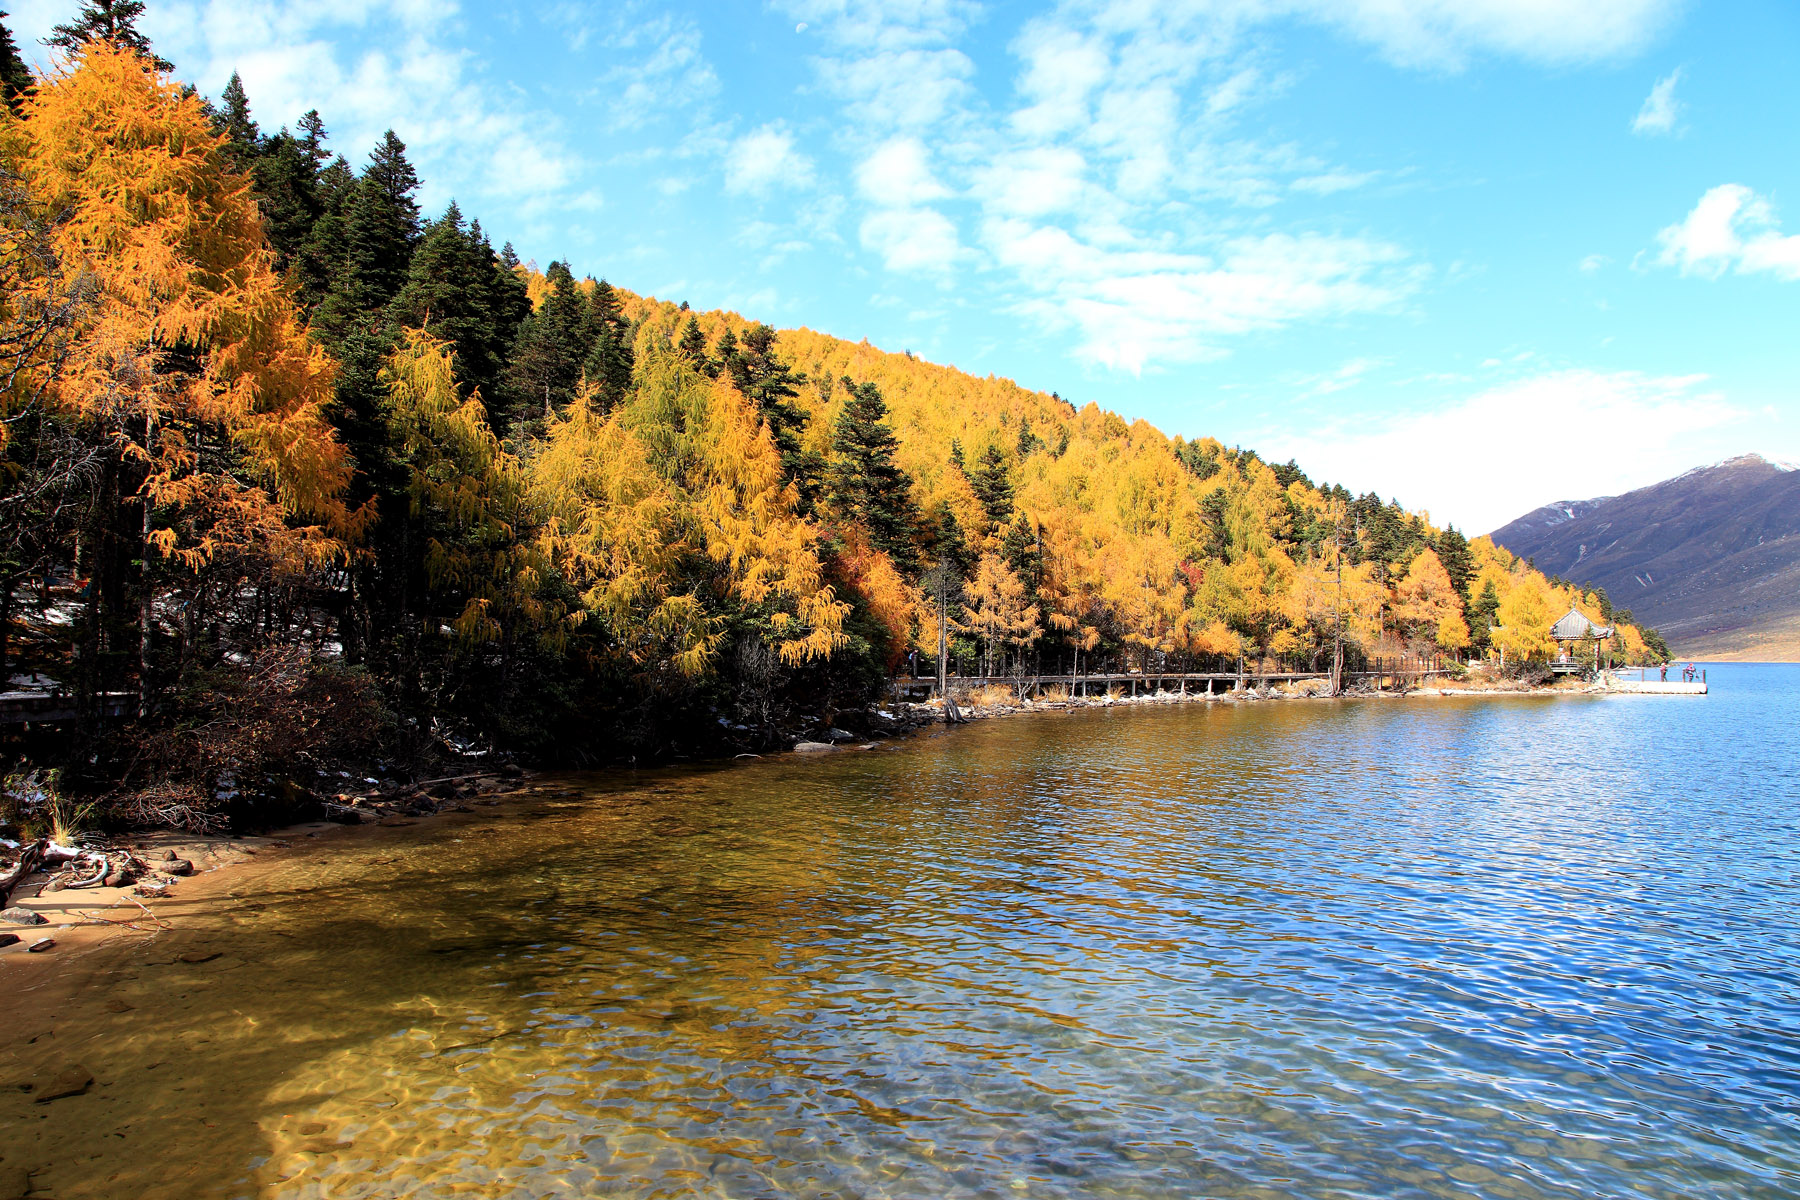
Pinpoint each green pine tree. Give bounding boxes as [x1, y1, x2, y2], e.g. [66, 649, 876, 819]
[581, 280, 635, 413]
[677, 315, 710, 375]
[501, 260, 591, 429]
[253, 124, 324, 275]
[388, 203, 529, 411]
[314, 130, 421, 337]
[293, 153, 354, 311]
[1016, 422, 1045, 459]
[923, 499, 975, 577]
[46, 0, 171, 71]
[1434, 526, 1475, 603]
[1001, 513, 1044, 599]
[1468, 579, 1501, 652]
[216, 71, 259, 171]
[970, 443, 1015, 531]
[0, 11, 34, 112]
[726, 323, 817, 499]
[827, 379, 919, 570]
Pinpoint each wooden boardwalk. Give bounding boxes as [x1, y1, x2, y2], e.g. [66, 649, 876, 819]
[0, 691, 133, 725]
[891, 664, 1451, 701]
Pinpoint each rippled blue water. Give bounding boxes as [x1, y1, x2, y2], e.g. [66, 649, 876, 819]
[22, 666, 1800, 1199]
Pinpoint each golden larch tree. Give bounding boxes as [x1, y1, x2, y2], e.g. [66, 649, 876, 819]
[22, 42, 356, 704]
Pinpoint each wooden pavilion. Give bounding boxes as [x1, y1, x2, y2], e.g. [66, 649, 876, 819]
[1549, 608, 1614, 675]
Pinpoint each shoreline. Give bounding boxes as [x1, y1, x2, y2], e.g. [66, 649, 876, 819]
[0, 672, 1653, 988]
[875, 672, 1613, 730]
[0, 772, 562, 982]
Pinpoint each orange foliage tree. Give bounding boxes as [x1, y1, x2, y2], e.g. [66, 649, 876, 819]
[21, 42, 355, 705]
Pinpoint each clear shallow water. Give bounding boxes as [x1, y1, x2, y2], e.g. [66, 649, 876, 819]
[10, 666, 1800, 1199]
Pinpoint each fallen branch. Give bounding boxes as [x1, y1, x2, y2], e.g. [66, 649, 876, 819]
[1, 838, 47, 906]
[410, 771, 505, 788]
[62, 858, 108, 889]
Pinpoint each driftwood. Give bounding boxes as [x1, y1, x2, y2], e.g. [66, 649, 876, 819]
[0, 838, 46, 906]
[2, 840, 136, 905]
[943, 695, 966, 725]
[62, 857, 109, 889]
[409, 771, 506, 788]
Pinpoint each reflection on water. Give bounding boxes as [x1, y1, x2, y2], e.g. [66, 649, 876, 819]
[9, 665, 1800, 1199]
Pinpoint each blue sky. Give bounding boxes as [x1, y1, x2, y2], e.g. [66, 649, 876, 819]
[9, 0, 1798, 531]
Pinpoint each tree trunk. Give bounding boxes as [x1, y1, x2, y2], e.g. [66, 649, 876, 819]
[138, 457, 153, 719]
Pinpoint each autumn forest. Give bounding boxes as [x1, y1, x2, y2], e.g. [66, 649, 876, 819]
[0, 16, 1668, 820]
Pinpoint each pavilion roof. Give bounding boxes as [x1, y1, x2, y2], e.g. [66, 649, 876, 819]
[1551, 608, 1613, 640]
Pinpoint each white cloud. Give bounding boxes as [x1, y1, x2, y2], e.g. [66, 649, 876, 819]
[1295, 356, 1385, 398]
[1010, 25, 1111, 138]
[724, 124, 816, 196]
[988, 220, 1424, 371]
[816, 46, 976, 131]
[600, 17, 720, 129]
[1255, 368, 1747, 533]
[1654, 185, 1800, 281]
[860, 207, 962, 273]
[1579, 253, 1610, 273]
[856, 138, 950, 205]
[1292, 169, 1379, 195]
[1302, 0, 1679, 70]
[972, 147, 1092, 218]
[854, 138, 960, 271]
[781, 0, 978, 131]
[1632, 68, 1682, 135]
[6, 1, 589, 239]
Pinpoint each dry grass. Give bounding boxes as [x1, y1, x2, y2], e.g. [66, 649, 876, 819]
[960, 684, 1021, 708]
[1037, 684, 1070, 702]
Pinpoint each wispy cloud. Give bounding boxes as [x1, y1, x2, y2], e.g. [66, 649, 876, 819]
[1254, 367, 1747, 533]
[1632, 68, 1682, 135]
[1299, 0, 1680, 71]
[595, 14, 720, 130]
[1654, 185, 1800, 281]
[988, 221, 1425, 371]
[731, 0, 1682, 372]
[855, 138, 950, 206]
[861, 208, 963, 274]
[724, 124, 815, 196]
[855, 137, 961, 272]
[1294, 356, 1386, 399]
[6, 0, 590, 240]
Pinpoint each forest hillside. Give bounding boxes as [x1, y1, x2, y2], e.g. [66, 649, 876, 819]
[0, 26, 1667, 830]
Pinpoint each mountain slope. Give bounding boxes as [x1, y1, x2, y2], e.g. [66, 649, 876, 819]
[1488, 455, 1800, 659]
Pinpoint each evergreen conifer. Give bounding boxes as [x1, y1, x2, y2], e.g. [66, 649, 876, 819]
[217, 71, 259, 170]
[677, 315, 710, 374]
[47, 0, 171, 71]
[970, 444, 1015, 531]
[388, 203, 528, 409]
[0, 11, 33, 111]
[501, 261, 590, 427]
[827, 380, 919, 570]
[582, 280, 635, 412]
[1435, 526, 1475, 602]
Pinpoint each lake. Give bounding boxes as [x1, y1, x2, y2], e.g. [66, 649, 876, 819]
[9, 665, 1799, 1199]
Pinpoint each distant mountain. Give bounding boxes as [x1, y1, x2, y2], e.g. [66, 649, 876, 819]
[1488, 455, 1800, 660]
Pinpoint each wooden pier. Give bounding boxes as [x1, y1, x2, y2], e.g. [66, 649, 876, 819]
[890, 659, 1452, 702]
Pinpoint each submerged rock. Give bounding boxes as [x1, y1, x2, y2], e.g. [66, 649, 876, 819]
[793, 741, 837, 753]
[0, 907, 46, 926]
[33, 1065, 92, 1102]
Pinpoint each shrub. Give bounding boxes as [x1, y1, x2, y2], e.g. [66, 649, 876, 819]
[117, 649, 396, 831]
